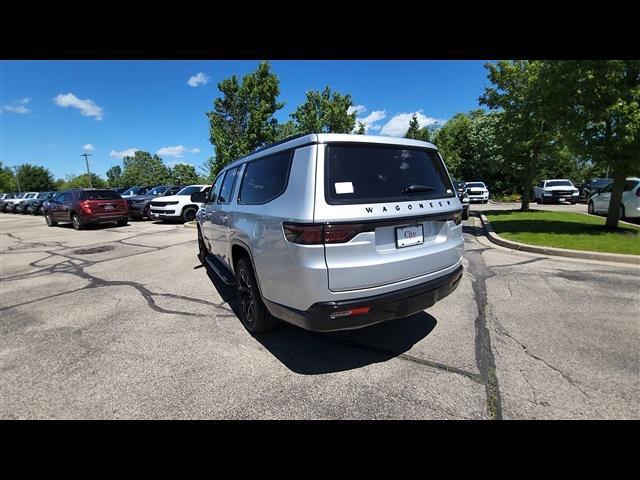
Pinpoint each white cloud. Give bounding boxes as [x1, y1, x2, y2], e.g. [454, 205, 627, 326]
[110, 148, 139, 159]
[156, 145, 189, 158]
[53, 93, 103, 120]
[191, 147, 200, 154]
[356, 110, 387, 133]
[379, 110, 444, 137]
[2, 97, 31, 114]
[187, 72, 210, 87]
[348, 104, 367, 115]
[166, 160, 193, 168]
[83, 143, 95, 152]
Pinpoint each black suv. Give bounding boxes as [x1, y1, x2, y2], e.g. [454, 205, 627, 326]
[452, 179, 470, 220]
[126, 185, 184, 220]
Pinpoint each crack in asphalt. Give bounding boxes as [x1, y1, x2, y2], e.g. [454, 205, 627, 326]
[1, 231, 234, 318]
[494, 324, 590, 400]
[464, 219, 504, 420]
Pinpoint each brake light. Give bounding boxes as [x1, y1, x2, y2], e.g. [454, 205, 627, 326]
[282, 223, 323, 244]
[283, 222, 368, 244]
[79, 201, 92, 213]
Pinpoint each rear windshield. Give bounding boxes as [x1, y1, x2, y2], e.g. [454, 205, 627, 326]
[177, 186, 203, 196]
[466, 182, 485, 188]
[325, 145, 454, 205]
[624, 180, 639, 191]
[80, 190, 122, 200]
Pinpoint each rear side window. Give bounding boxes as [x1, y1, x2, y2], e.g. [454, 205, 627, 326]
[217, 167, 240, 204]
[81, 190, 121, 200]
[238, 151, 293, 204]
[325, 144, 454, 205]
[624, 180, 639, 192]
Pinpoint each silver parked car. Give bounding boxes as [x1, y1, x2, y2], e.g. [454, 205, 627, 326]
[194, 134, 464, 333]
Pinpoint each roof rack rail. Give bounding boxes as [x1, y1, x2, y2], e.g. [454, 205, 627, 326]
[227, 133, 312, 167]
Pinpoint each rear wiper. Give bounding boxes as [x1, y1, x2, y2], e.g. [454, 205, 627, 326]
[402, 184, 435, 194]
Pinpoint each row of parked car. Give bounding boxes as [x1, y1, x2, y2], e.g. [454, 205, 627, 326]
[0, 184, 212, 230]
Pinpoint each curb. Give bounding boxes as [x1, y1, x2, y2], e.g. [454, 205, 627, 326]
[478, 214, 640, 266]
[183, 221, 197, 229]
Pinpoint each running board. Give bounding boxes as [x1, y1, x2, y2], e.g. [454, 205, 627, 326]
[203, 255, 235, 285]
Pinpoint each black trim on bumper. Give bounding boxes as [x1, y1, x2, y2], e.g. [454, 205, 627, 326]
[263, 265, 463, 332]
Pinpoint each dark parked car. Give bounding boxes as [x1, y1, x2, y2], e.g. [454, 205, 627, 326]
[25, 191, 57, 214]
[578, 178, 613, 202]
[44, 189, 129, 230]
[452, 179, 470, 220]
[126, 185, 184, 220]
[120, 186, 153, 198]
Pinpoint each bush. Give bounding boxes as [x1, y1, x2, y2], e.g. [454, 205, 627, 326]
[494, 193, 522, 202]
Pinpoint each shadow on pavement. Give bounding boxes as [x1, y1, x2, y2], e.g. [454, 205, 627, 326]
[201, 258, 438, 375]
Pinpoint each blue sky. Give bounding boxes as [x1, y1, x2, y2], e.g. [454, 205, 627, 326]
[1, 60, 491, 179]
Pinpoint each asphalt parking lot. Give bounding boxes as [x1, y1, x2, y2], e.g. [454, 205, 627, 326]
[1, 214, 638, 419]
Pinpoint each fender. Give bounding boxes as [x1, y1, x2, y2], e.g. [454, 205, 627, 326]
[229, 238, 264, 297]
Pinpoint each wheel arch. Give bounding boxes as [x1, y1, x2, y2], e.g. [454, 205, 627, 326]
[230, 239, 264, 297]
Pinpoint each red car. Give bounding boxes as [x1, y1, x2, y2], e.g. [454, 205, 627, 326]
[44, 189, 129, 230]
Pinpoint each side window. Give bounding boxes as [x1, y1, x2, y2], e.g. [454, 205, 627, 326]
[168, 187, 181, 195]
[238, 151, 293, 204]
[602, 184, 613, 193]
[208, 173, 226, 203]
[217, 167, 240, 204]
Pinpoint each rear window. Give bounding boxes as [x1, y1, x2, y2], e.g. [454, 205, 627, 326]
[624, 180, 639, 191]
[546, 180, 573, 187]
[80, 190, 122, 200]
[238, 151, 293, 204]
[325, 145, 454, 205]
[177, 186, 204, 196]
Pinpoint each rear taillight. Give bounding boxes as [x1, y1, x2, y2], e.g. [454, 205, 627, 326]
[79, 201, 92, 213]
[283, 223, 323, 244]
[283, 222, 368, 245]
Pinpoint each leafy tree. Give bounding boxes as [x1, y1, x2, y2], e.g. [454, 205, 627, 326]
[206, 61, 283, 176]
[275, 120, 300, 141]
[404, 114, 432, 142]
[106, 165, 123, 187]
[356, 121, 366, 134]
[170, 163, 200, 185]
[0, 161, 16, 192]
[543, 60, 640, 227]
[291, 86, 356, 134]
[480, 61, 557, 211]
[120, 151, 171, 187]
[14, 164, 56, 191]
[61, 173, 107, 189]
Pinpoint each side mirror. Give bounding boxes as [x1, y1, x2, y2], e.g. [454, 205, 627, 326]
[191, 191, 208, 203]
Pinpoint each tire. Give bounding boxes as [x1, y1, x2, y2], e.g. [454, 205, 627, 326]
[71, 213, 85, 230]
[588, 201, 595, 215]
[45, 213, 58, 227]
[620, 204, 626, 220]
[235, 257, 277, 334]
[143, 204, 151, 220]
[117, 218, 128, 227]
[182, 206, 198, 223]
[197, 227, 208, 264]
[462, 206, 469, 220]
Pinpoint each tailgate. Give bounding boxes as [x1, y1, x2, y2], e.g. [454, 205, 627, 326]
[324, 215, 463, 292]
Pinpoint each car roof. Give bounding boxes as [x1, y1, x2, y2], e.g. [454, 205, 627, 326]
[225, 133, 439, 171]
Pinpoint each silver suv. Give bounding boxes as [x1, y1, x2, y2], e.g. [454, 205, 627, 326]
[194, 134, 464, 333]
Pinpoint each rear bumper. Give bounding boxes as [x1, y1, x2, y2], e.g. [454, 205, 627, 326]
[80, 213, 128, 223]
[263, 265, 463, 332]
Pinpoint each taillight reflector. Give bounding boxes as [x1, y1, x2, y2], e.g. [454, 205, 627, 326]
[329, 306, 370, 319]
[283, 222, 367, 245]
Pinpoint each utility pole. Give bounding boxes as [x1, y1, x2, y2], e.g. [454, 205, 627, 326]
[81, 153, 93, 188]
[12, 166, 21, 193]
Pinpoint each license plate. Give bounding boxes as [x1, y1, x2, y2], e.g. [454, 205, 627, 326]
[104, 204, 114, 210]
[396, 224, 424, 248]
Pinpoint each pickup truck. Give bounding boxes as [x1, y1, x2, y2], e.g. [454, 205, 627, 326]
[533, 179, 579, 204]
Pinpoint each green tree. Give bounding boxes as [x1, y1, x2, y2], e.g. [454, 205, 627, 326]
[480, 61, 557, 211]
[404, 114, 432, 142]
[0, 161, 16, 192]
[291, 86, 356, 134]
[170, 163, 200, 185]
[61, 173, 107, 189]
[120, 151, 171, 187]
[275, 120, 300, 141]
[543, 60, 640, 227]
[356, 121, 366, 134]
[14, 164, 55, 191]
[106, 165, 123, 187]
[206, 61, 283, 176]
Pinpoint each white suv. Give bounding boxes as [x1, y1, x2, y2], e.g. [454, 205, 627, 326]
[193, 134, 464, 333]
[465, 182, 489, 203]
[588, 178, 640, 219]
[148, 184, 210, 223]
